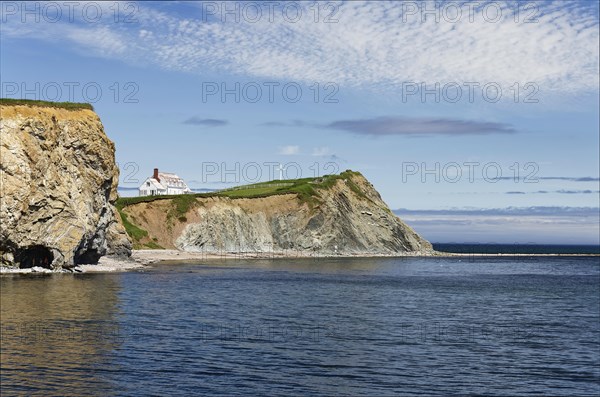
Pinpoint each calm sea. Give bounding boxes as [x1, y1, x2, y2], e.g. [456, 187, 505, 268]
[1, 256, 599, 396]
[433, 243, 600, 255]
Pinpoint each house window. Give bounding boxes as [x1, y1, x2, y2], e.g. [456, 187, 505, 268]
[146, 182, 150, 186]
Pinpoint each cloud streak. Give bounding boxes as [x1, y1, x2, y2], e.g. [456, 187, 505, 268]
[496, 176, 600, 182]
[504, 190, 600, 195]
[262, 116, 516, 136]
[324, 117, 516, 136]
[394, 207, 600, 217]
[183, 117, 228, 127]
[278, 145, 300, 155]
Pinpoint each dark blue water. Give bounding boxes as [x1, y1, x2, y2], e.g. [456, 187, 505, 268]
[433, 243, 600, 255]
[1, 257, 599, 396]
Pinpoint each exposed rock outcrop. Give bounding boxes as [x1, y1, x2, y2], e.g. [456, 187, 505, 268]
[121, 172, 433, 256]
[0, 103, 132, 269]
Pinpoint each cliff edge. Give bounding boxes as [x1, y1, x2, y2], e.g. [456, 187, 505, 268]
[119, 171, 433, 256]
[0, 100, 132, 269]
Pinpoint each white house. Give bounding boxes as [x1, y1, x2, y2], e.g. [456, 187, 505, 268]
[139, 168, 192, 196]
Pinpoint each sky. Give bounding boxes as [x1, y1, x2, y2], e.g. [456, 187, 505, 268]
[1, 0, 599, 244]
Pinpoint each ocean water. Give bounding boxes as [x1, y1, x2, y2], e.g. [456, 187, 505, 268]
[1, 257, 599, 396]
[433, 243, 600, 255]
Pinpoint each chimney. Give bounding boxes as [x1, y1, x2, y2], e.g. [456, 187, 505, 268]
[153, 168, 160, 182]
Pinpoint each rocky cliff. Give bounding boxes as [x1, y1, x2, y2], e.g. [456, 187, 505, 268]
[0, 101, 132, 270]
[120, 172, 433, 256]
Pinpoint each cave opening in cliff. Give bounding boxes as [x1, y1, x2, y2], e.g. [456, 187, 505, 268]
[16, 246, 54, 269]
[74, 249, 101, 265]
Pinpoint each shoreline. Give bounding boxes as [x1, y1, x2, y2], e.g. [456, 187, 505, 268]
[132, 249, 437, 262]
[131, 249, 600, 263]
[1, 249, 598, 275]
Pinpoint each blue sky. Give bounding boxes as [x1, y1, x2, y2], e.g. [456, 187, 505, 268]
[1, 1, 599, 243]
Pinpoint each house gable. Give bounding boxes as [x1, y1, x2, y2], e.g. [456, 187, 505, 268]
[139, 177, 166, 196]
[138, 168, 192, 196]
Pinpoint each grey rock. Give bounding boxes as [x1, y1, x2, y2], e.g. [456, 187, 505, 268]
[0, 104, 132, 270]
[167, 174, 433, 255]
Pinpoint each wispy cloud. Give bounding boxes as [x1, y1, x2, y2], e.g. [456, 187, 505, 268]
[556, 189, 600, 194]
[394, 207, 600, 217]
[312, 147, 330, 156]
[505, 190, 599, 195]
[183, 117, 228, 127]
[278, 145, 300, 155]
[324, 117, 516, 136]
[394, 207, 600, 244]
[267, 143, 345, 161]
[2, 1, 598, 94]
[497, 176, 600, 182]
[311, 147, 347, 163]
[540, 177, 600, 182]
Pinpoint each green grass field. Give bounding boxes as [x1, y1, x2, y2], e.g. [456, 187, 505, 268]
[116, 170, 364, 210]
[115, 170, 366, 247]
[0, 98, 94, 111]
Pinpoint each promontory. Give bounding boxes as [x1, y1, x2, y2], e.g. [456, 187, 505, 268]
[0, 99, 433, 271]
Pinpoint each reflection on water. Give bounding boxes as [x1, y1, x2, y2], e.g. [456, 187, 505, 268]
[1, 274, 122, 396]
[1, 258, 599, 396]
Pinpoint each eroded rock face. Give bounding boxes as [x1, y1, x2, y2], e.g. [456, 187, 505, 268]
[0, 105, 132, 269]
[123, 173, 433, 255]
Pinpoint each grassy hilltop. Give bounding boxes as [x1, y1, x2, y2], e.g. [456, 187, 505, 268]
[116, 170, 365, 209]
[116, 170, 368, 248]
[0, 98, 94, 111]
